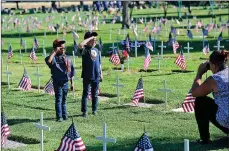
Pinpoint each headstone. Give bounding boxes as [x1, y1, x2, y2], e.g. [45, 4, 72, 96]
[24, 40, 27, 53]
[214, 40, 224, 51]
[71, 5, 77, 12]
[33, 66, 43, 93]
[158, 41, 166, 59]
[109, 43, 117, 51]
[19, 49, 23, 64]
[72, 51, 76, 66]
[83, 5, 89, 11]
[184, 42, 193, 59]
[96, 123, 116, 151]
[42, 40, 46, 57]
[184, 139, 189, 151]
[156, 53, 163, 71]
[157, 80, 172, 111]
[34, 112, 50, 151]
[3, 65, 12, 89]
[112, 76, 124, 105]
[41, 6, 46, 13]
[134, 38, 141, 58]
[124, 56, 130, 71]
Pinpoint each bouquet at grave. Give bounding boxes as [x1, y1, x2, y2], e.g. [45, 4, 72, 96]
[117, 50, 129, 64]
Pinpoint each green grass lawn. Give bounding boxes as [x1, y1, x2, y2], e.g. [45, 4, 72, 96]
[1, 5, 229, 151]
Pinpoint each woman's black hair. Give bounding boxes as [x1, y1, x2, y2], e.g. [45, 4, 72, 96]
[209, 50, 228, 70]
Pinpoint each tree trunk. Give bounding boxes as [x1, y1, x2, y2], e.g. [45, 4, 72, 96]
[162, 3, 167, 18]
[122, 1, 130, 29]
[16, 2, 19, 9]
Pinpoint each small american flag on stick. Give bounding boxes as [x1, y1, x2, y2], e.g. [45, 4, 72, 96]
[182, 92, 195, 113]
[56, 123, 86, 151]
[132, 78, 144, 105]
[109, 49, 120, 66]
[174, 49, 186, 70]
[172, 41, 179, 54]
[18, 68, 32, 91]
[30, 46, 37, 61]
[1, 112, 10, 145]
[44, 78, 55, 95]
[144, 46, 151, 71]
[133, 133, 154, 151]
[7, 44, 13, 59]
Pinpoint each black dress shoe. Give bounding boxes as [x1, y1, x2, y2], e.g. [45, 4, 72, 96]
[92, 111, 97, 115]
[196, 139, 212, 145]
[82, 112, 87, 118]
[56, 118, 63, 122]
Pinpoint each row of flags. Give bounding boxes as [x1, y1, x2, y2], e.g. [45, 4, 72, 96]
[2, 111, 153, 151]
[131, 77, 195, 113]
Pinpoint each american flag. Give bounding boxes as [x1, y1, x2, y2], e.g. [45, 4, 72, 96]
[139, 18, 144, 24]
[217, 32, 223, 41]
[207, 23, 214, 32]
[202, 28, 208, 36]
[99, 37, 103, 52]
[157, 24, 162, 34]
[132, 78, 144, 105]
[20, 37, 25, 48]
[186, 29, 193, 39]
[182, 92, 195, 113]
[109, 49, 120, 66]
[30, 46, 37, 61]
[19, 67, 31, 90]
[152, 26, 157, 33]
[1, 112, 10, 145]
[167, 32, 173, 46]
[172, 41, 180, 54]
[133, 133, 154, 151]
[125, 35, 130, 52]
[34, 36, 39, 49]
[174, 50, 186, 70]
[44, 79, 55, 95]
[146, 41, 153, 52]
[143, 25, 148, 33]
[144, 46, 151, 70]
[73, 40, 78, 54]
[197, 20, 203, 28]
[202, 41, 210, 55]
[56, 123, 86, 151]
[72, 30, 79, 39]
[171, 26, 177, 35]
[7, 44, 13, 59]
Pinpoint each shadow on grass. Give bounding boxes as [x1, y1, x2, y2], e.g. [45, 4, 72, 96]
[150, 72, 177, 77]
[145, 98, 164, 104]
[139, 69, 158, 72]
[8, 118, 37, 126]
[199, 57, 208, 60]
[99, 93, 117, 98]
[171, 70, 195, 73]
[31, 85, 45, 90]
[8, 135, 40, 144]
[8, 102, 54, 111]
[100, 105, 131, 111]
[1, 82, 16, 85]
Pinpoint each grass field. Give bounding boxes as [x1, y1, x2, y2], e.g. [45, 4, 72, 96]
[1, 4, 229, 151]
